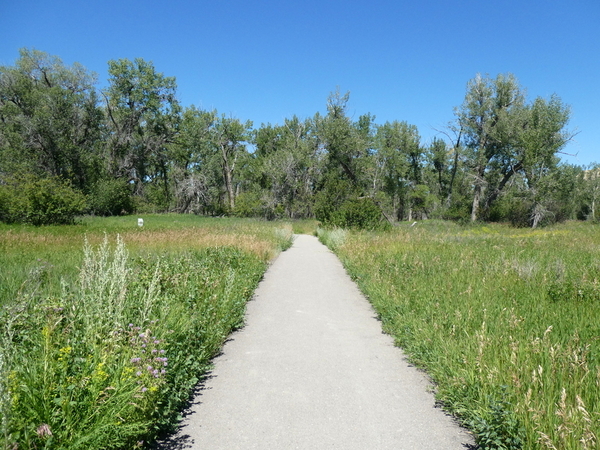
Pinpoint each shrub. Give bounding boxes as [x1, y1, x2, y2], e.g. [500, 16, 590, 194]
[0, 174, 86, 225]
[233, 191, 264, 218]
[313, 176, 355, 225]
[470, 393, 525, 450]
[327, 197, 388, 230]
[88, 178, 134, 216]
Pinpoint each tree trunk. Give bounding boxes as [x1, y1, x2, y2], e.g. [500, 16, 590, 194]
[223, 166, 235, 211]
[471, 163, 486, 222]
[531, 203, 544, 229]
[471, 183, 482, 222]
[220, 142, 236, 211]
[445, 129, 461, 207]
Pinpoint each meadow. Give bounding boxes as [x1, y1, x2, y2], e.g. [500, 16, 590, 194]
[4, 215, 598, 449]
[0, 215, 296, 449]
[319, 221, 600, 449]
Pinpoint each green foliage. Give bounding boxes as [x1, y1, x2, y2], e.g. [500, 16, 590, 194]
[253, 116, 320, 220]
[104, 57, 181, 201]
[211, 115, 254, 211]
[470, 393, 526, 450]
[0, 49, 590, 227]
[88, 178, 134, 216]
[328, 197, 388, 230]
[233, 191, 265, 218]
[409, 184, 435, 218]
[0, 49, 103, 190]
[456, 73, 572, 222]
[313, 175, 354, 225]
[0, 174, 86, 225]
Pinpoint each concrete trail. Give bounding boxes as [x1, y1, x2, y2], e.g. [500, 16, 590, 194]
[160, 234, 473, 449]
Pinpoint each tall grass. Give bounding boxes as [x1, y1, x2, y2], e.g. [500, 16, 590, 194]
[320, 221, 600, 450]
[0, 216, 294, 449]
[0, 215, 293, 308]
[316, 227, 347, 250]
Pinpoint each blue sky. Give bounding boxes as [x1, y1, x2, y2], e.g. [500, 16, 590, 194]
[1, 0, 598, 166]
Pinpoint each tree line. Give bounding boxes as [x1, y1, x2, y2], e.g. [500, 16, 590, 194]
[1, 48, 598, 227]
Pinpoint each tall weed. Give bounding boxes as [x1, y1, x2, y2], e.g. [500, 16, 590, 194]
[316, 227, 347, 250]
[0, 235, 267, 449]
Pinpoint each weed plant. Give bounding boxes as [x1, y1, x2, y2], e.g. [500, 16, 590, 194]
[316, 227, 347, 250]
[320, 221, 600, 450]
[0, 216, 294, 449]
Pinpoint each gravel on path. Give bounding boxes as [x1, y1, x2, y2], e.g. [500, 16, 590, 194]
[158, 234, 474, 449]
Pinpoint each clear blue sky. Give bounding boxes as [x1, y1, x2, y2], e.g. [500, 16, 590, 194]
[1, 0, 598, 166]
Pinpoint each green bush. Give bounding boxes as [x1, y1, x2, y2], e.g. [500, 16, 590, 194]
[469, 391, 525, 450]
[0, 174, 86, 225]
[409, 184, 435, 219]
[313, 176, 355, 225]
[233, 191, 264, 218]
[327, 197, 388, 230]
[88, 178, 134, 216]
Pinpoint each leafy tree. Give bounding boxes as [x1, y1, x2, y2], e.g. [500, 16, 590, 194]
[170, 106, 219, 213]
[409, 184, 435, 220]
[426, 137, 452, 201]
[254, 116, 322, 218]
[211, 115, 253, 211]
[103, 58, 181, 206]
[455, 73, 572, 222]
[315, 89, 389, 227]
[0, 48, 103, 190]
[374, 121, 422, 220]
[318, 89, 375, 187]
[319, 89, 357, 182]
[456, 73, 526, 221]
[582, 163, 600, 221]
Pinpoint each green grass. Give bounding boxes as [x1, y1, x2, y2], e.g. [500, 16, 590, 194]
[0, 215, 293, 449]
[320, 220, 600, 450]
[0, 215, 293, 308]
[290, 219, 319, 236]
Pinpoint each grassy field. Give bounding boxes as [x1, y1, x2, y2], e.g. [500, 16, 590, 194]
[0, 215, 296, 449]
[319, 221, 600, 450]
[0, 214, 299, 307]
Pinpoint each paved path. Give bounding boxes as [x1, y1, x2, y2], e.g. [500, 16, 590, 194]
[160, 235, 473, 449]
